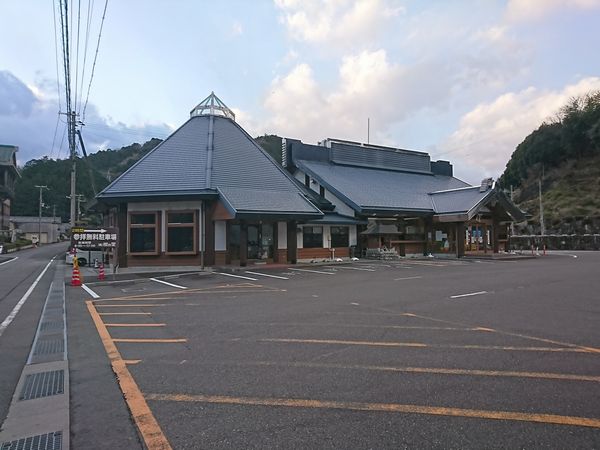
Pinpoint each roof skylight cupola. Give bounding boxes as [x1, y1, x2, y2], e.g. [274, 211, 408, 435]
[190, 91, 236, 121]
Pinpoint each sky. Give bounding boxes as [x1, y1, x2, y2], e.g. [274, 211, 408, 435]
[1, 0, 599, 184]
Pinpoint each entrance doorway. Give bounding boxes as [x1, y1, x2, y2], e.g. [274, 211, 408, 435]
[229, 223, 274, 262]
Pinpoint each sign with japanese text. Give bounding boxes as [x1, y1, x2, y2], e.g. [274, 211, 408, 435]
[71, 227, 118, 248]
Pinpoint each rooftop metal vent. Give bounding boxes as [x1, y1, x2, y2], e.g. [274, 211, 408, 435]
[190, 92, 236, 121]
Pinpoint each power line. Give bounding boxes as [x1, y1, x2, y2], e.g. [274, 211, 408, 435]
[52, 1, 62, 112]
[82, 0, 109, 122]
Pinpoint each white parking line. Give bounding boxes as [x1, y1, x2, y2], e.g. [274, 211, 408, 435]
[216, 272, 258, 281]
[337, 266, 376, 272]
[288, 268, 335, 275]
[245, 271, 289, 280]
[393, 276, 423, 281]
[150, 277, 188, 289]
[0, 256, 18, 266]
[0, 257, 55, 337]
[450, 291, 488, 299]
[81, 283, 100, 299]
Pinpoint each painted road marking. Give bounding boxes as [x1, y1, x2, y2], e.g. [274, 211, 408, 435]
[99, 312, 153, 316]
[95, 304, 167, 307]
[104, 323, 166, 327]
[0, 257, 55, 338]
[450, 291, 488, 298]
[246, 322, 484, 332]
[86, 301, 172, 449]
[288, 268, 335, 275]
[150, 277, 188, 289]
[244, 271, 289, 280]
[112, 338, 187, 343]
[249, 361, 600, 383]
[216, 272, 258, 281]
[0, 256, 18, 266]
[123, 360, 142, 365]
[81, 283, 100, 298]
[394, 276, 423, 281]
[332, 266, 375, 272]
[257, 338, 590, 353]
[144, 393, 600, 429]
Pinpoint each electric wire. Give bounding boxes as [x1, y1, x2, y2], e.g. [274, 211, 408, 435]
[52, 1, 62, 113]
[82, 0, 109, 122]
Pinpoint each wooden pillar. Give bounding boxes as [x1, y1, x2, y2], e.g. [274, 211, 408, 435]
[116, 203, 128, 268]
[204, 202, 215, 266]
[483, 224, 488, 254]
[423, 217, 434, 256]
[456, 222, 465, 258]
[239, 221, 248, 267]
[492, 214, 500, 253]
[225, 221, 232, 264]
[287, 220, 298, 264]
[272, 221, 279, 263]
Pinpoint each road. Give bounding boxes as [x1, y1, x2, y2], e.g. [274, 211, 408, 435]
[0, 243, 68, 422]
[64, 252, 600, 449]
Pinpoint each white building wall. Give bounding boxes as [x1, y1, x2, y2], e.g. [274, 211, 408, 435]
[214, 220, 227, 251]
[349, 225, 357, 246]
[277, 222, 287, 249]
[297, 227, 303, 249]
[323, 225, 330, 248]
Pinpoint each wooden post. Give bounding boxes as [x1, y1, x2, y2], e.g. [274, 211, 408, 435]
[204, 201, 215, 266]
[287, 221, 298, 264]
[456, 222, 465, 258]
[239, 221, 248, 267]
[272, 221, 279, 263]
[116, 203, 128, 268]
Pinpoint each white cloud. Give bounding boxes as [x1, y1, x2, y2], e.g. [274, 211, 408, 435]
[274, 0, 404, 47]
[438, 77, 600, 182]
[230, 20, 243, 37]
[506, 0, 600, 21]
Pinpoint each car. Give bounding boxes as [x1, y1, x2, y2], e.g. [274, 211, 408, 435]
[66, 247, 106, 267]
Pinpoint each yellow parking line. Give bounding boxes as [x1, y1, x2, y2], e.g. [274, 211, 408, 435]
[144, 392, 600, 429]
[249, 361, 600, 383]
[245, 322, 484, 332]
[113, 338, 187, 343]
[86, 301, 172, 449]
[104, 323, 166, 327]
[97, 283, 267, 301]
[257, 338, 590, 353]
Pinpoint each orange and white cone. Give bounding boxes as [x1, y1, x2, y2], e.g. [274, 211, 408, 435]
[71, 257, 82, 286]
[98, 262, 105, 281]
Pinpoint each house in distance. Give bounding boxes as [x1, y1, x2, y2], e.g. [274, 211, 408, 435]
[96, 93, 524, 267]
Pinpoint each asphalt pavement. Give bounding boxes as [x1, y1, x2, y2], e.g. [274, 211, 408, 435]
[11, 251, 600, 448]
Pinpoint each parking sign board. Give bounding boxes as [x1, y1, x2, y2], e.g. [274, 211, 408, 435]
[71, 227, 118, 248]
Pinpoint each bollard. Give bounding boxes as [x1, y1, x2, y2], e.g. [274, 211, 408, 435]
[98, 263, 105, 281]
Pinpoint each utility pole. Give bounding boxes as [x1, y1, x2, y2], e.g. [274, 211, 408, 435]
[35, 185, 49, 246]
[539, 179, 545, 236]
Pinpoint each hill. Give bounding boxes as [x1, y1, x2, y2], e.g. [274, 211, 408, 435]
[499, 92, 600, 234]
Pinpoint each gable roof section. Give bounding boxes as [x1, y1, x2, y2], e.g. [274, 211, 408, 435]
[97, 114, 322, 219]
[429, 186, 492, 216]
[297, 160, 469, 214]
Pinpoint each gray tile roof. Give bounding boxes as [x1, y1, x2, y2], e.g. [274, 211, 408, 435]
[297, 160, 469, 213]
[429, 187, 492, 215]
[98, 115, 321, 218]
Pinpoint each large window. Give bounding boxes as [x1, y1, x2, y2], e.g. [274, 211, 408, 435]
[330, 226, 349, 247]
[166, 211, 196, 254]
[303, 226, 323, 248]
[129, 212, 158, 254]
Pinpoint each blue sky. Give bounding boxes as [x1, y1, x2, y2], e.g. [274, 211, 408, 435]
[1, 0, 599, 183]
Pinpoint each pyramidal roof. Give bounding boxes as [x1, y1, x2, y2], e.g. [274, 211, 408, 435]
[97, 93, 322, 219]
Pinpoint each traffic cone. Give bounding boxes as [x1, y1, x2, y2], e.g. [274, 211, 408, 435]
[71, 264, 82, 286]
[98, 262, 105, 281]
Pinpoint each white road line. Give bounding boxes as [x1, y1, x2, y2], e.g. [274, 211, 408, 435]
[81, 283, 101, 299]
[0, 256, 18, 267]
[450, 291, 488, 299]
[337, 266, 376, 272]
[215, 272, 258, 281]
[288, 268, 335, 275]
[350, 302, 360, 306]
[245, 271, 289, 280]
[150, 277, 188, 289]
[0, 257, 55, 338]
[393, 276, 423, 281]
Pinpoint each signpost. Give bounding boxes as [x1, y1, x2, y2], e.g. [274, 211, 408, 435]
[70, 227, 118, 248]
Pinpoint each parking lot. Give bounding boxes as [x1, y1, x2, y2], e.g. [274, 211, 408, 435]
[68, 253, 600, 449]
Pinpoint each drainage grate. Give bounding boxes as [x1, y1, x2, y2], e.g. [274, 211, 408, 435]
[39, 321, 63, 332]
[1, 431, 62, 450]
[19, 370, 64, 400]
[33, 339, 65, 356]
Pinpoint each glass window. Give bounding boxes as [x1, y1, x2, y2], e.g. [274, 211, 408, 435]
[130, 228, 156, 253]
[303, 226, 323, 248]
[129, 213, 158, 254]
[331, 226, 349, 247]
[166, 210, 196, 254]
